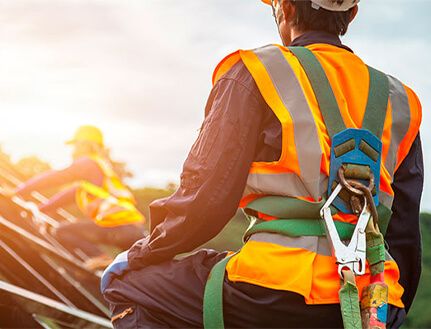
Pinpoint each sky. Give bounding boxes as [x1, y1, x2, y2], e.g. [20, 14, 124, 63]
[0, 0, 430, 210]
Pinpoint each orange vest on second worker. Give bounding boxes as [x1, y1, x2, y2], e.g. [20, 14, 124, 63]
[213, 44, 422, 307]
[75, 154, 145, 227]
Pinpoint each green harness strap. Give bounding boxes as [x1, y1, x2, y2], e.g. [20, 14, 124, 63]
[203, 254, 235, 329]
[244, 194, 333, 219]
[362, 66, 390, 141]
[203, 47, 390, 329]
[339, 269, 362, 329]
[244, 195, 392, 237]
[288, 46, 346, 140]
[288, 47, 389, 140]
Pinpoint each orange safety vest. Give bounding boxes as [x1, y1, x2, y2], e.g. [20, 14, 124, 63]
[213, 44, 422, 307]
[75, 154, 145, 227]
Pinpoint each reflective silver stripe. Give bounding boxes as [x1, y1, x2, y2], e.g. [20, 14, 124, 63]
[385, 250, 394, 262]
[251, 45, 322, 201]
[243, 172, 328, 199]
[379, 190, 394, 209]
[249, 232, 332, 256]
[384, 75, 411, 181]
[249, 232, 394, 261]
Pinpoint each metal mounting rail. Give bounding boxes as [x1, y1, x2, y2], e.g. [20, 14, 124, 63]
[0, 216, 99, 278]
[41, 255, 110, 317]
[0, 165, 77, 223]
[0, 280, 112, 328]
[0, 185, 88, 262]
[0, 239, 75, 307]
[0, 216, 108, 317]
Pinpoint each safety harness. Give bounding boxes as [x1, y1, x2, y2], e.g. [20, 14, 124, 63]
[203, 47, 390, 329]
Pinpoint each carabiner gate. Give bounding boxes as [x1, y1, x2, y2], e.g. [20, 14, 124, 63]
[321, 183, 370, 278]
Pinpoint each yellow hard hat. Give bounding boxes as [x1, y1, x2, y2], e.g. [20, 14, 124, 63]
[66, 125, 104, 147]
[260, 0, 360, 11]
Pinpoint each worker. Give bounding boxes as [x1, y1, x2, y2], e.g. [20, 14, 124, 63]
[101, 1, 423, 328]
[14, 125, 146, 269]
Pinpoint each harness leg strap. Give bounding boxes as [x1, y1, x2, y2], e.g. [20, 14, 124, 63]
[203, 254, 234, 329]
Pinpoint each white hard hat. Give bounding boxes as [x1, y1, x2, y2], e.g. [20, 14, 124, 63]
[261, 0, 360, 12]
[310, 0, 360, 12]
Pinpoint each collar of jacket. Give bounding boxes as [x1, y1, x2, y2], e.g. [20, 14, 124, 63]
[290, 30, 353, 53]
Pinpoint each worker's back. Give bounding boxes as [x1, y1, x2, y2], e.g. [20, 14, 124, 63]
[215, 42, 420, 308]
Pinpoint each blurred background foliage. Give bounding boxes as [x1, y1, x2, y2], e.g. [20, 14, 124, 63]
[402, 213, 431, 328]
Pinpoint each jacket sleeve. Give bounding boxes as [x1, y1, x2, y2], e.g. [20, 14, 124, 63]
[38, 185, 77, 212]
[385, 133, 424, 313]
[15, 156, 104, 196]
[128, 63, 267, 269]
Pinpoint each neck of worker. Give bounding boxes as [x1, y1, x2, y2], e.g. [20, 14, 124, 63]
[289, 30, 353, 53]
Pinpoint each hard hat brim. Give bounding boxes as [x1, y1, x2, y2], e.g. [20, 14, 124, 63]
[65, 139, 103, 147]
[66, 125, 104, 147]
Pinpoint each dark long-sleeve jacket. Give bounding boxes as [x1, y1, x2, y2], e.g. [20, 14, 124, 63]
[15, 156, 104, 212]
[128, 31, 424, 312]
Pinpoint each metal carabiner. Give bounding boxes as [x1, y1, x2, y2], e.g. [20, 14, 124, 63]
[321, 183, 370, 278]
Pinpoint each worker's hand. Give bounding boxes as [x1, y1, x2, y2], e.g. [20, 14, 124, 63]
[101, 250, 130, 294]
